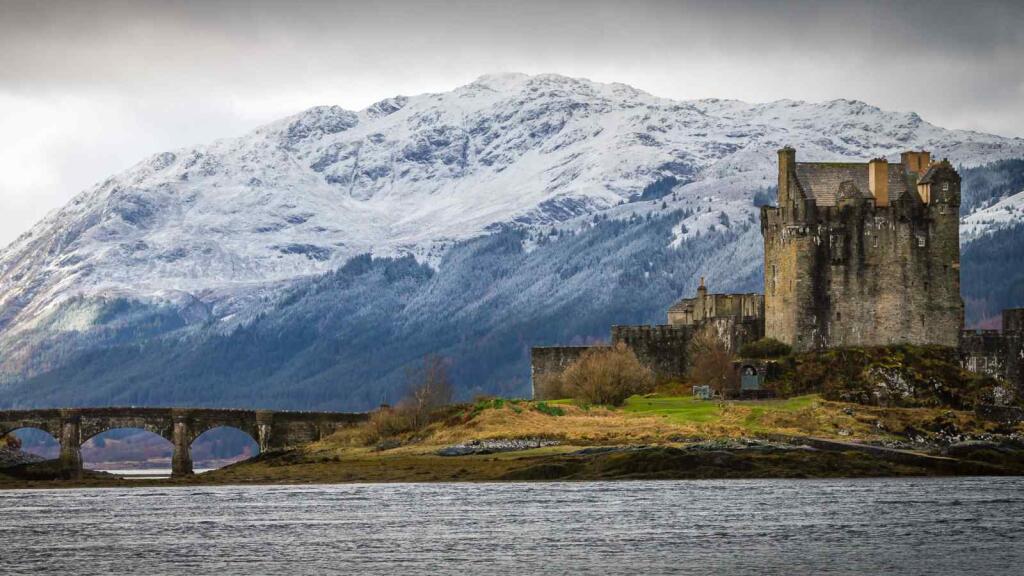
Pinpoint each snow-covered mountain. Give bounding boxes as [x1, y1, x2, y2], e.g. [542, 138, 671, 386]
[3, 73, 1024, 407]
[961, 189, 1024, 240]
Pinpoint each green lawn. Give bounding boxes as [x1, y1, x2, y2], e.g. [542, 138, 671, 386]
[619, 394, 819, 425]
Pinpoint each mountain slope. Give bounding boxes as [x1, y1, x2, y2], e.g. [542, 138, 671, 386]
[2, 73, 1024, 407]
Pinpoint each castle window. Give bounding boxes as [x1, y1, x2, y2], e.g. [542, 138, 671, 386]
[917, 234, 926, 248]
[836, 311, 841, 321]
[942, 182, 950, 192]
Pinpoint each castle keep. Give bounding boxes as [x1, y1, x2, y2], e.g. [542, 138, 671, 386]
[762, 148, 963, 350]
[531, 147, 1023, 398]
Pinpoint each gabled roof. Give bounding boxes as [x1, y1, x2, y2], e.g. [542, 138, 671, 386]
[668, 299, 694, 313]
[918, 160, 957, 185]
[793, 162, 910, 206]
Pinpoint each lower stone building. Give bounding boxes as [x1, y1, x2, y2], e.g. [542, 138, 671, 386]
[667, 278, 764, 352]
[961, 309, 1024, 401]
[530, 280, 762, 398]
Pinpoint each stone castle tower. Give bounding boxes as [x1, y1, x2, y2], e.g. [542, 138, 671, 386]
[760, 147, 963, 351]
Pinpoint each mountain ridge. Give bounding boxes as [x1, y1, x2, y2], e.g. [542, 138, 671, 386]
[3, 73, 1024, 406]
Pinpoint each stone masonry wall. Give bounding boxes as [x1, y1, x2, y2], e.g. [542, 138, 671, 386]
[762, 168, 962, 351]
[530, 314, 764, 398]
[961, 309, 1024, 400]
[611, 325, 692, 382]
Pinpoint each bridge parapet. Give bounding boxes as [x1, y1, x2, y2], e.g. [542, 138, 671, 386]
[0, 407, 369, 479]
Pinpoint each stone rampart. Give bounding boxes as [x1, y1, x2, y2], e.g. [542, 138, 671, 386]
[611, 325, 692, 382]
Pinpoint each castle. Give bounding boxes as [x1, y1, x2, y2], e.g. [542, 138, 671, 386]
[763, 147, 963, 350]
[531, 147, 1024, 398]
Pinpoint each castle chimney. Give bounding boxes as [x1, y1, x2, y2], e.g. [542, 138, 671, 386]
[900, 150, 931, 176]
[778, 147, 796, 205]
[868, 158, 889, 207]
[698, 276, 707, 298]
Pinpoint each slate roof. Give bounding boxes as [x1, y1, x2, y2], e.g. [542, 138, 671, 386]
[793, 162, 910, 206]
[918, 160, 954, 185]
[668, 298, 695, 313]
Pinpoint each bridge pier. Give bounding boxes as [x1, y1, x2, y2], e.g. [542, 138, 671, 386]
[257, 411, 273, 453]
[171, 410, 193, 477]
[58, 410, 82, 480]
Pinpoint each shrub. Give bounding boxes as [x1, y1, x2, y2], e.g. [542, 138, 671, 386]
[534, 402, 566, 417]
[364, 408, 414, 444]
[739, 338, 792, 359]
[559, 343, 655, 406]
[689, 332, 739, 395]
[1, 434, 21, 450]
[533, 372, 567, 401]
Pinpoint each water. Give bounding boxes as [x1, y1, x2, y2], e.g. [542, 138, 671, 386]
[96, 468, 214, 479]
[1, 477, 1023, 575]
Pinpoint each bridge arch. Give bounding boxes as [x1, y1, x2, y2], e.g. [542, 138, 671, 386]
[0, 417, 60, 441]
[80, 428, 175, 471]
[0, 426, 60, 460]
[189, 426, 260, 471]
[79, 412, 174, 444]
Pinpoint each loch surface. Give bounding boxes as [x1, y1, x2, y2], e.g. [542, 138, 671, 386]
[2, 477, 1023, 575]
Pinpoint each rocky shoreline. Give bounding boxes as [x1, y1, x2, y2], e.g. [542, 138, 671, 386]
[5, 435, 1024, 490]
[0, 447, 46, 469]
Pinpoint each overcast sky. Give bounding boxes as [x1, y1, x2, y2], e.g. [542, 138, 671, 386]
[1, 0, 1022, 246]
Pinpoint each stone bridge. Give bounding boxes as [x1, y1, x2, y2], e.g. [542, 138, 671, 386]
[0, 407, 369, 478]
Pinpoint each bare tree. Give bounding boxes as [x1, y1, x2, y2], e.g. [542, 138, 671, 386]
[688, 331, 739, 396]
[402, 355, 454, 429]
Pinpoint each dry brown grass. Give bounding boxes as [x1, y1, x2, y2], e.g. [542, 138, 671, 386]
[318, 393, 1024, 462]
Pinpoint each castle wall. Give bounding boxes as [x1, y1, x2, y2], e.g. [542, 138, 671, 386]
[762, 206, 812, 347]
[668, 293, 763, 326]
[961, 309, 1024, 400]
[611, 325, 692, 380]
[529, 314, 763, 398]
[960, 330, 1008, 379]
[694, 316, 764, 353]
[762, 197, 962, 351]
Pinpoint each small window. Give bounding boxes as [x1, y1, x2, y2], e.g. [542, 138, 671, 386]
[836, 311, 842, 321]
[942, 182, 950, 192]
[917, 235, 926, 248]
